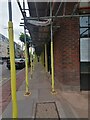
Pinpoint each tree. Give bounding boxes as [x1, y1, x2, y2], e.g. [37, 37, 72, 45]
[19, 33, 31, 66]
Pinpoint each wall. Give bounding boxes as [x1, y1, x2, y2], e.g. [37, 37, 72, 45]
[53, 3, 80, 87]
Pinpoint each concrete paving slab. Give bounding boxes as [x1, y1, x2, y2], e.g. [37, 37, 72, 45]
[18, 81, 25, 91]
[2, 99, 34, 118]
[17, 99, 34, 118]
[2, 63, 89, 119]
[55, 100, 67, 118]
[38, 88, 56, 102]
[56, 90, 88, 118]
[2, 102, 12, 118]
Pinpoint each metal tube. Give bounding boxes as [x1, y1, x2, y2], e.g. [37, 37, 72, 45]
[50, 2, 55, 93]
[63, 2, 66, 16]
[55, 1, 63, 17]
[23, 0, 31, 96]
[41, 51, 44, 66]
[88, 16, 90, 37]
[33, 49, 34, 71]
[8, 0, 18, 118]
[30, 46, 33, 79]
[24, 1, 29, 92]
[71, 3, 79, 16]
[34, 2, 39, 20]
[8, 1, 12, 21]
[25, 42, 29, 92]
[45, 44, 48, 72]
[24, 14, 90, 20]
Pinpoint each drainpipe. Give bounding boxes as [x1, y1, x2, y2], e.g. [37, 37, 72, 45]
[8, 0, 18, 118]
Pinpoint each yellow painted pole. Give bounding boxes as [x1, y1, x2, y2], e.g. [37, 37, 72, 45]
[41, 52, 43, 65]
[45, 44, 48, 72]
[30, 47, 33, 79]
[50, 2, 56, 94]
[25, 43, 29, 93]
[40, 55, 41, 64]
[33, 53, 35, 71]
[41, 51, 44, 66]
[8, 21, 18, 118]
[40, 53, 43, 64]
[24, 35, 31, 96]
[23, 0, 31, 96]
[51, 41, 55, 93]
[43, 51, 44, 67]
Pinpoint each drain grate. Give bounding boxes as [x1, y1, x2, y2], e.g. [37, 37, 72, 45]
[34, 102, 60, 119]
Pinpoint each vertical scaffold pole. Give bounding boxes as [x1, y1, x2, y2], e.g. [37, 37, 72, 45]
[30, 45, 33, 79]
[23, 0, 31, 96]
[50, 2, 56, 94]
[8, 1, 18, 118]
[45, 44, 48, 72]
[41, 51, 44, 67]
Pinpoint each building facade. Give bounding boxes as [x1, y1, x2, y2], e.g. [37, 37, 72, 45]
[46, 2, 89, 90]
[0, 33, 9, 59]
[0, 33, 23, 59]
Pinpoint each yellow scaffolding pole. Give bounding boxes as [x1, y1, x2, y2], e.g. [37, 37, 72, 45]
[8, 1, 18, 117]
[30, 47, 33, 79]
[23, 1, 31, 96]
[24, 34, 31, 96]
[51, 41, 55, 93]
[8, 21, 18, 118]
[45, 44, 48, 72]
[50, 2, 56, 94]
[41, 51, 44, 67]
[33, 53, 35, 71]
[25, 43, 29, 93]
[40, 53, 43, 65]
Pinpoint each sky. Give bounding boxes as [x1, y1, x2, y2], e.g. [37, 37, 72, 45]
[0, 0, 29, 46]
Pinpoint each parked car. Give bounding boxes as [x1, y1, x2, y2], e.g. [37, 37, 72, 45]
[7, 58, 25, 70]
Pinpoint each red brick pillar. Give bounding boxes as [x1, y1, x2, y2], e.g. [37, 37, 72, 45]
[53, 3, 80, 87]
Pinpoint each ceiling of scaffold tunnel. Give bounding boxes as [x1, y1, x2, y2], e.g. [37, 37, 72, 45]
[26, 2, 51, 56]
[25, 2, 88, 56]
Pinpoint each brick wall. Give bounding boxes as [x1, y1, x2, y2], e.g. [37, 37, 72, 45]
[53, 3, 80, 86]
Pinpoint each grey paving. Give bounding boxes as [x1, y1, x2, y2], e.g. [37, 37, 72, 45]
[2, 63, 88, 119]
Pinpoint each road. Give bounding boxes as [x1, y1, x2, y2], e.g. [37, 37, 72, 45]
[0, 62, 20, 85]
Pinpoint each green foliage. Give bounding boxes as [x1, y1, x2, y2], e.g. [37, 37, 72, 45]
[19, 33, 31, 44]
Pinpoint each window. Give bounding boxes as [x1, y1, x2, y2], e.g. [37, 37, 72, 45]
[80, 17, 89, 38]
[80, 16, 90, 62]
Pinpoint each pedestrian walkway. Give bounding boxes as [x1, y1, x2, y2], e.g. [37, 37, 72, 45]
[2, 63, 88, 119]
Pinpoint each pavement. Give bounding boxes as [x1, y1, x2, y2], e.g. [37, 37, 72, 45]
[2, 63, 89, 119]
[1, 68, 26, 113]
